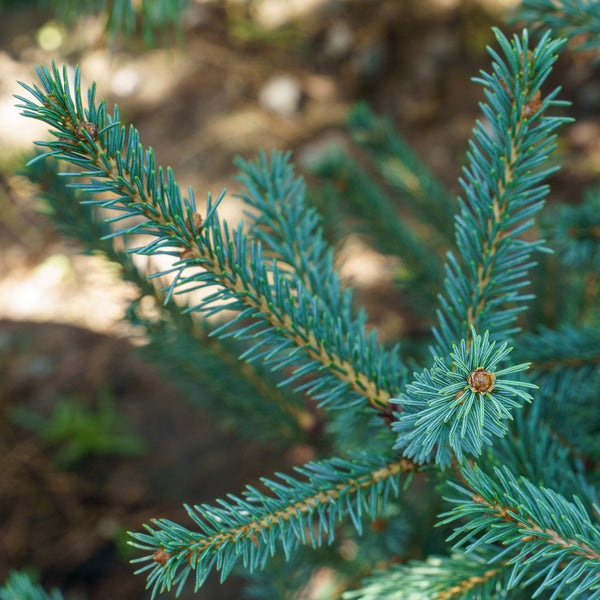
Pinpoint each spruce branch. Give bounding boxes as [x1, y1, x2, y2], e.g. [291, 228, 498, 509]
[312, 148, 443, 305]
[234, 150, 416, 428]
[392, 328, 535, 468]
[235, 150, 346, 309]
[516, 325, 600, 405]
[234, 149, 409, 397]
[515, 325, 600, 463]
[485, 402, 592, 500]
[343, 550, 509, 600]
[442, 464, 600, 599]
[433, 28, 570, 355]
[347, 102, 457, 243]
[542, 188, 600, 271]
[49, 0, 189, 45]
[239, 498, 409, 600]
[128, 453, 415, 596]
[518, 325, 600, 377]
[514, 0, 600, 52]
[0, 570, 63, 600]
[25, 156, 314, 443]
[16, 63, 404, 412]
[480, 400, 600, 529]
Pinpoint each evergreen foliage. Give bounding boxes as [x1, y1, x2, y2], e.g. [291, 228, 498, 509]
[343, 549, 513, 600]
[430, 29, 567, 354]
[0, 571, 63, 600]
[345, 102, 458, 243]
[25, 157, 315, 445]
[392, 329, 536, 467]
[9, 6, 600, 600]
[311, 146, 444, 307]
[442, 464, 600, 598]
[130, 453, 411, 595]
[44, 0, 189, 45]
[514, 0, 600, 52]
[541, 188, 600, 271]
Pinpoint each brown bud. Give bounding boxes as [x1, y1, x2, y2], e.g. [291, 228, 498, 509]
[334, 179, 347, 193]
[44, 94, 59, 108]
[498, 67, 544, 120]
[75, 121, 98, 140]
[186, 212, 204, 237]
[57, 136, 75, 152]
[522, 89, 543, 119]
[370, 518, 388, 533]
[179, 248, 195, 260]
[191, 211, 203, 230]
[152, 548, 172, 565]
[379, 402, 401, 426]
[468, 367, 495, 394]
[455, 389, 467, 404]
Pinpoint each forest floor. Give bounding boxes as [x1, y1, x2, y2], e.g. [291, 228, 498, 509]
[1, 1, 599, 599]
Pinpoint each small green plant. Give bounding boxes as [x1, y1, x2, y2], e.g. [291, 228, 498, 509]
[7, 0, 600, 598]
[11, 390, 146, 467]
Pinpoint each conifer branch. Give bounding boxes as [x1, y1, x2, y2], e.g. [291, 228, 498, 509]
[486, 402, 596, 502]
[347, 102, 457, 242]
[514, 326, 600, 465]
[312, 149, 443, 304]
[25, 157, 314, 442]
[392, 328, 535, 467]
[0, 570, 63, 600]
[514, 0, 600, 51]
[442, 464, 600, 598]
[542, 188, 600, 270]
[129, 454, 415, 596]
[233, 149, 409, 404]
[50, 0, 189, 45]
[433, 28, 570, 355]
[234, 150, 418, 429]
[13, 20, 596, 600]
[235, 150, 344, 308]
[16, 63, 404, 413]
[518, 325, 600, 375]
[344, 550, 509, 600]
